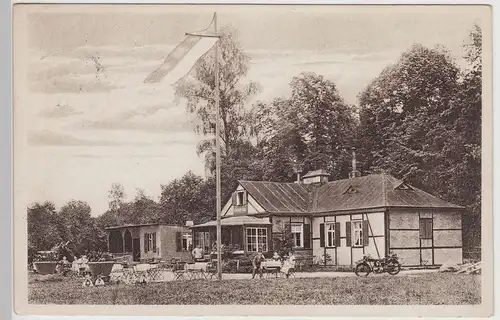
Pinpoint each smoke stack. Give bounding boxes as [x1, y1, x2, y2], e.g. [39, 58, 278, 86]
[349, 147, 361, 178]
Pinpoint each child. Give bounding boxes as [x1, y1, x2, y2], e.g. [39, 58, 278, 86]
[281, 251, 296, 278]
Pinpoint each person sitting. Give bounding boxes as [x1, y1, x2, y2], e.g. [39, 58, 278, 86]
[272, 251, 282, 262]
[251, 250, 266, 279]
[191, 245, 204, 262]
[281, 251, 296, 278]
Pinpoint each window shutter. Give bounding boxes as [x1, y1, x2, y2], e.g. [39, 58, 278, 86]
[243, 191, 248, 205]
[232, 192, 237, 206]
[175, 232, 182, 252]
[426, 219, 433, 239]
[152, 233, 157, 253]
[419, 219, 425, 238]
[303, 224, 311, 249]
[335, 222, 341, 247]
[319, 223, 325, 247]
[144, 233, 148, 253]
[363, 220, 369, 246]
[346, 221, 352, 247]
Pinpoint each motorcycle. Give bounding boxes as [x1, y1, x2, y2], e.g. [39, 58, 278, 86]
[354, 253, 401, 276]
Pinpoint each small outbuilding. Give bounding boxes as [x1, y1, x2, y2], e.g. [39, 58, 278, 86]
[105, 223, 192, 262]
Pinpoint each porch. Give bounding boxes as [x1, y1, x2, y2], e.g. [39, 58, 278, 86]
[106, 226, 142, 262]
[190, 216, 272, 256]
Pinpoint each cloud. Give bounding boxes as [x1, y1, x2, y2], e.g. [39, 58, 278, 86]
[28, 129, 149, 146]
[38, 104, 84, 118]
[30, 76, 120, 94]
[78, 104, 196, 134]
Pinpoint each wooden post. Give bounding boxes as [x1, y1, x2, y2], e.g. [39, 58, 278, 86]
[214, 11, 222, 282]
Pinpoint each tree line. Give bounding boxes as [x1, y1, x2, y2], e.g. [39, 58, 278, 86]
[28, 24, 482, 256]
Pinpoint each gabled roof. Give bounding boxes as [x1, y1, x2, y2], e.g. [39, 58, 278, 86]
[238, 174, 464, 215]
[239, 180, 310, 214]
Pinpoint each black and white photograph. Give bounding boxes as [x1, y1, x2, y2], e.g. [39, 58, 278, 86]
[13, 4, 492, 316]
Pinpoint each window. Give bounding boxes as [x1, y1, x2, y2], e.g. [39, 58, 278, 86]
[291, 224, 303, 248]
[182, 232, 192, 251]
[144, 232, 157, 252]
[236, 191, 245, 206]
[352, 221, 363, 247]
[326, 223, 336, 247]
[194, 231, 211, 252]
[246, 227, 268, 252]
[419, 218, 433, 239]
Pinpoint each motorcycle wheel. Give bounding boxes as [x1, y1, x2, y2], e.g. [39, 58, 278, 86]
[354, 263, 371, 277]
[386, 261, 401, 275]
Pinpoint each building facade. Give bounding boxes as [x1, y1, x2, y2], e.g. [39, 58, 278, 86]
[191, 171, 464, 267]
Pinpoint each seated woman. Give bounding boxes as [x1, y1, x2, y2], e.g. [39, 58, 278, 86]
[281, 251, 296, 278]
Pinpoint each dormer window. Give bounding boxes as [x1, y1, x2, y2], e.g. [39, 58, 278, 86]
[394, 182, 413, 190]
[344, 186, 359, 194]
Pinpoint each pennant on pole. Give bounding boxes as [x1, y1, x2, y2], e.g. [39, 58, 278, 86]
[144, 27, 218, 85]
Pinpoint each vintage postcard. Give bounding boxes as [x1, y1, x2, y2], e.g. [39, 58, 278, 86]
[13, 3, 493, 317]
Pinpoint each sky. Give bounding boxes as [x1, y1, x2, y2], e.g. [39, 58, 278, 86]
[18, 5, 487, 216]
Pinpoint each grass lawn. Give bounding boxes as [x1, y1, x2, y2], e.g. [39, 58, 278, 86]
[28, 272, 480, 305]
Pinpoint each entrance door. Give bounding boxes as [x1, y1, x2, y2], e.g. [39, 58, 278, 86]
[132, 238, 140, 261]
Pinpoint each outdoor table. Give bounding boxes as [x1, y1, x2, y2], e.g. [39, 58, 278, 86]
[262, 260, 282, 278]
[185, 262, 208, 280]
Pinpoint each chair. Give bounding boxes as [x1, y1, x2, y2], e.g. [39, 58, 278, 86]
[172, 261, 187, 281]
[204, 262, 218, 280]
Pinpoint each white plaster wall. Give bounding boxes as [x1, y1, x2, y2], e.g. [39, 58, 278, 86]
[365, 212, 385, 236]
[337, 244, 351, 265]
[421, 249, 433, 265]
[390, 230, 420, 247]
[434, 212, 461, 229]
[434, 230, 462, 247]
[390, 212, 419, 229]
[391, 249, 420, 265]
[365, 236, 385, 258]
[434, 248, 462, 265]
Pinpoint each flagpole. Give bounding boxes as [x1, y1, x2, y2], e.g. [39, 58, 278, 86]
[214, 12, 222, 282]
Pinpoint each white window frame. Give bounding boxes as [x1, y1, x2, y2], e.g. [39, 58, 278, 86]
[352, 220, 363, 247]
[236, 191, 245, 206]
[146, 232, 156, 252]
[246, 227, 268, 252]
[291, 224, 303, 248]
[326, 223, 336, 247]
[181, 232, 192, 251]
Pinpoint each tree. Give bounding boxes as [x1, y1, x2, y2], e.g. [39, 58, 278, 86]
[27, 202, 62, 253]
[175, 26, 260, 172]
[159, 171, 216, 225]
[356, 28, 482, 251]
[108, 183, 125, 213]
[58, 200, 104, 255]
[357, 44, 460, 185]
[255, 72, 358, 181]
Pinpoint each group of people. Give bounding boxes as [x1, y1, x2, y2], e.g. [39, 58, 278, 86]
[251, 250, 296, 279]
[191, 244, 296, 279]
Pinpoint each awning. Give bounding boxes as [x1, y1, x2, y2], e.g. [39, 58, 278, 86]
[191, 216, 271, 228]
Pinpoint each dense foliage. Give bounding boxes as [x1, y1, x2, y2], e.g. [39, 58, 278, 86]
[28, 25, 482, 256]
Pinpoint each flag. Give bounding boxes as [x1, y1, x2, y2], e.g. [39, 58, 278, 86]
[143, 31, 218, 85]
